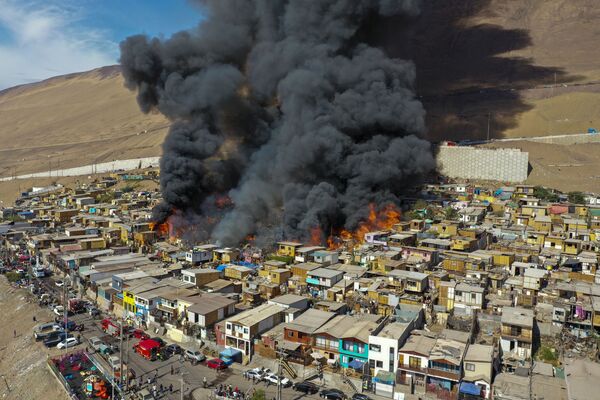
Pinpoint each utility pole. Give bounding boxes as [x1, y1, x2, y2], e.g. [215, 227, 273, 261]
[1, 375, 10, 392]
[486, 112, 491, 142]
[119, 319, 124, 391]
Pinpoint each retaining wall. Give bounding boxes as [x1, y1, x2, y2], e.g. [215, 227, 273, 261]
[437, 146, 528, 183]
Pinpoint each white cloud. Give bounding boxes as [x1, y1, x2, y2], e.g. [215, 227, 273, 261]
[0, 0, 116, 89]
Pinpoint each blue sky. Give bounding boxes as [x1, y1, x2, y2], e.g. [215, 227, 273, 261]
[0, 0, 202, 89]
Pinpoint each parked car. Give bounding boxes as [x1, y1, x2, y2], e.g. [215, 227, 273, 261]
[264, 373, 292, 387]
[245, 367, 268, 381]
[164, 344, 182, 357]
[294, 381, 319, 394]
[55, 280, 64, 287]
[53, 305, 64, 316]
[293, 381, 319, 394]
[88, 336, 104, 351]
[44, 332, 70, 348]
[37, 328, 65, 342]
[351, 394, 372, 400]
[320, 389, 347, 400]
[56, 336, 79, 349]
[206, 358, 228, 370]
[184, 349, 206, 364]
[136, 388, 155, 400]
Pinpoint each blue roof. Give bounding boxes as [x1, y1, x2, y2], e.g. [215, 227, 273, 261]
[459, 382, 482, 396]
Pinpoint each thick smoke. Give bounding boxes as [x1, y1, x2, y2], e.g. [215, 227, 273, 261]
[120, 0, 435, 246]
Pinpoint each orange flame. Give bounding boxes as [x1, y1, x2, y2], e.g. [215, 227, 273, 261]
[310, 227, 323, 246]
[326, 203, 401, 249]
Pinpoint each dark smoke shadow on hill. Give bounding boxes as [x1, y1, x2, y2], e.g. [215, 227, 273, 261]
[364, 0, 582, 141]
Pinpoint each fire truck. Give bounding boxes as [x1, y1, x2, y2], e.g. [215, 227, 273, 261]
[101, 318, 120, 337]
[133, 339, 161, 361]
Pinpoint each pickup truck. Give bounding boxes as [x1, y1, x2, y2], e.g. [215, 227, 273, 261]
[33, 322, 61, 341]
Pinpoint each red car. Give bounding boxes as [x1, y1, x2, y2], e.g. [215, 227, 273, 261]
[206, 358, 227, 370]
[133, 329, 150, 340]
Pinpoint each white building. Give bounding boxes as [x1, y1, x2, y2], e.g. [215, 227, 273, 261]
[185, 244, 218, 264]
[368, 322, 413, 377]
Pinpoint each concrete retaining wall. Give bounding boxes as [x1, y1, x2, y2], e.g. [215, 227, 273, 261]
[437, 146, 528, 183]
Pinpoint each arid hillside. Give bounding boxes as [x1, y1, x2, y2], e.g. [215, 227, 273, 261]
[372, 0, 600, 140]
[0, 66, 168, 178]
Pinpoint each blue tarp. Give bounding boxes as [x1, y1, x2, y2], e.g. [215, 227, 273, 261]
[459, 382, 482, 396]
[235, 261, 258, 269]
[220, 348, 242, 363]
[348, 359, 365, 370]
[216, 264, 228, 272]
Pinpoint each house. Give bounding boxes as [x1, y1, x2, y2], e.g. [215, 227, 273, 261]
[500, 307, 534, 360]
[224, 265, 253, 280]
[460, 207, 486, 224]
[282, 309, 335, 361]
[523, 268, 549, 292]
[306, 268, 344, 297]
[182, 294, 237, 339]
[313, 314, 382, 370]
[313, 250, 339, 265]
[290, 262, 321, 283]
[387, 270, 429, 294]
[397, 331, 437, 393]
[212, 248, 239, 263]
[427, 337, 467, 395]
[368, 322, 414, 377]
[276, 241, 303, 258]
[268, 294, 309, 315]
[223, 303, 285, 360]
[294, 246, 325, 263]
[453, 283, 486, 315]
[461, 344, 495, 399]
[185, 244, 218, 264]
[181, 268, 220, 288]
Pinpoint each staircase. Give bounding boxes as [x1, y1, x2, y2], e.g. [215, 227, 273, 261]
[342, 373, 359, 393]
[281, 358, 298, 379]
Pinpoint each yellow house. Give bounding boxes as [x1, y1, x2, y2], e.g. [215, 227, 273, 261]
[213, 248, 240, 263]
[78, 237, 106, 250]
[122, 290, 136, 314]
[544, 235, 565, 251]
[224, 265, 252, 280]
[451, 237, 478, 252]
[493, 253, 514, 267]
[564, 218, 588, 232]
[563, 239, 581, 256]
[268, 268, 291, 285]
[532, 216, 552, 233]
[276, 241, 303, 257]
[430, 222, 459, 237]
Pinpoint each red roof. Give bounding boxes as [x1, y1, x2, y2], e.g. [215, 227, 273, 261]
[138, 339, 161, 350]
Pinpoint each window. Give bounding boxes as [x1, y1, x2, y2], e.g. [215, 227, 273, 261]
[316, 337, 326, 348]
[226, 323, 232, 330]
[369, 344, 381, 352]
[376, 361, 383, 368]
[357, 344, 365, 354]
[409, 356, 420, 369]
[243, 327, 249, 334]
[288, 331, 294, 338]
[465, 363, 475, 371]
[343, 341, 354, 351]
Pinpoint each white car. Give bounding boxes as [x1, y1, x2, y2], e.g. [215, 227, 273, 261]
[184, 349, 206, 363]
[53, 305, 65, 316]
[56, 336, 79, 349]
[263, 373, 291, 387]
[245, 367, 268, 380]
[55, 280, 64, 287]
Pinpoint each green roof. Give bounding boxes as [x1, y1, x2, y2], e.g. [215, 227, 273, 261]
[590, 209, 600, 217]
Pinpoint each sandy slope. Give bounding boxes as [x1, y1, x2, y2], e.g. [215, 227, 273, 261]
[0, 277, 69, 400]
[0, 66, 168, 178]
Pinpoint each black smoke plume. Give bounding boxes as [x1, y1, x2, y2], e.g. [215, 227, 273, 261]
[120, 0, 435, 246]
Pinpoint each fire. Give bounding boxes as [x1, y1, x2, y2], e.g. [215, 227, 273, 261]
[326, 203, 401, 249]
[215, 195, 233, 209]
[310, 227, 323, 246]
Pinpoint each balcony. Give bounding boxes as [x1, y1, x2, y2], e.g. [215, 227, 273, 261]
[397, 364, 427, 375]
[427, 368, 460, 382]
[500, 333, 532, 343]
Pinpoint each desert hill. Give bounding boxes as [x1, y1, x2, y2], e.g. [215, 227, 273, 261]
[0, 65, 168, 178]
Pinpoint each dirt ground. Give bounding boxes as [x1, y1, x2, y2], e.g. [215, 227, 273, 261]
[0, 277, 69, 400]
[484, 140, 600, 193]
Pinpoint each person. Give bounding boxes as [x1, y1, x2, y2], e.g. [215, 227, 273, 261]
[13, 329, 16, 338]
[159, 383, 163, 393]
[147, 376, 151, 386]
[203, 376, 207, 388]
[32, 315, 36, 322]
[170, 364, 174, 375]
[153, 371, 158, 382]
[169, 383, 173, 393]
